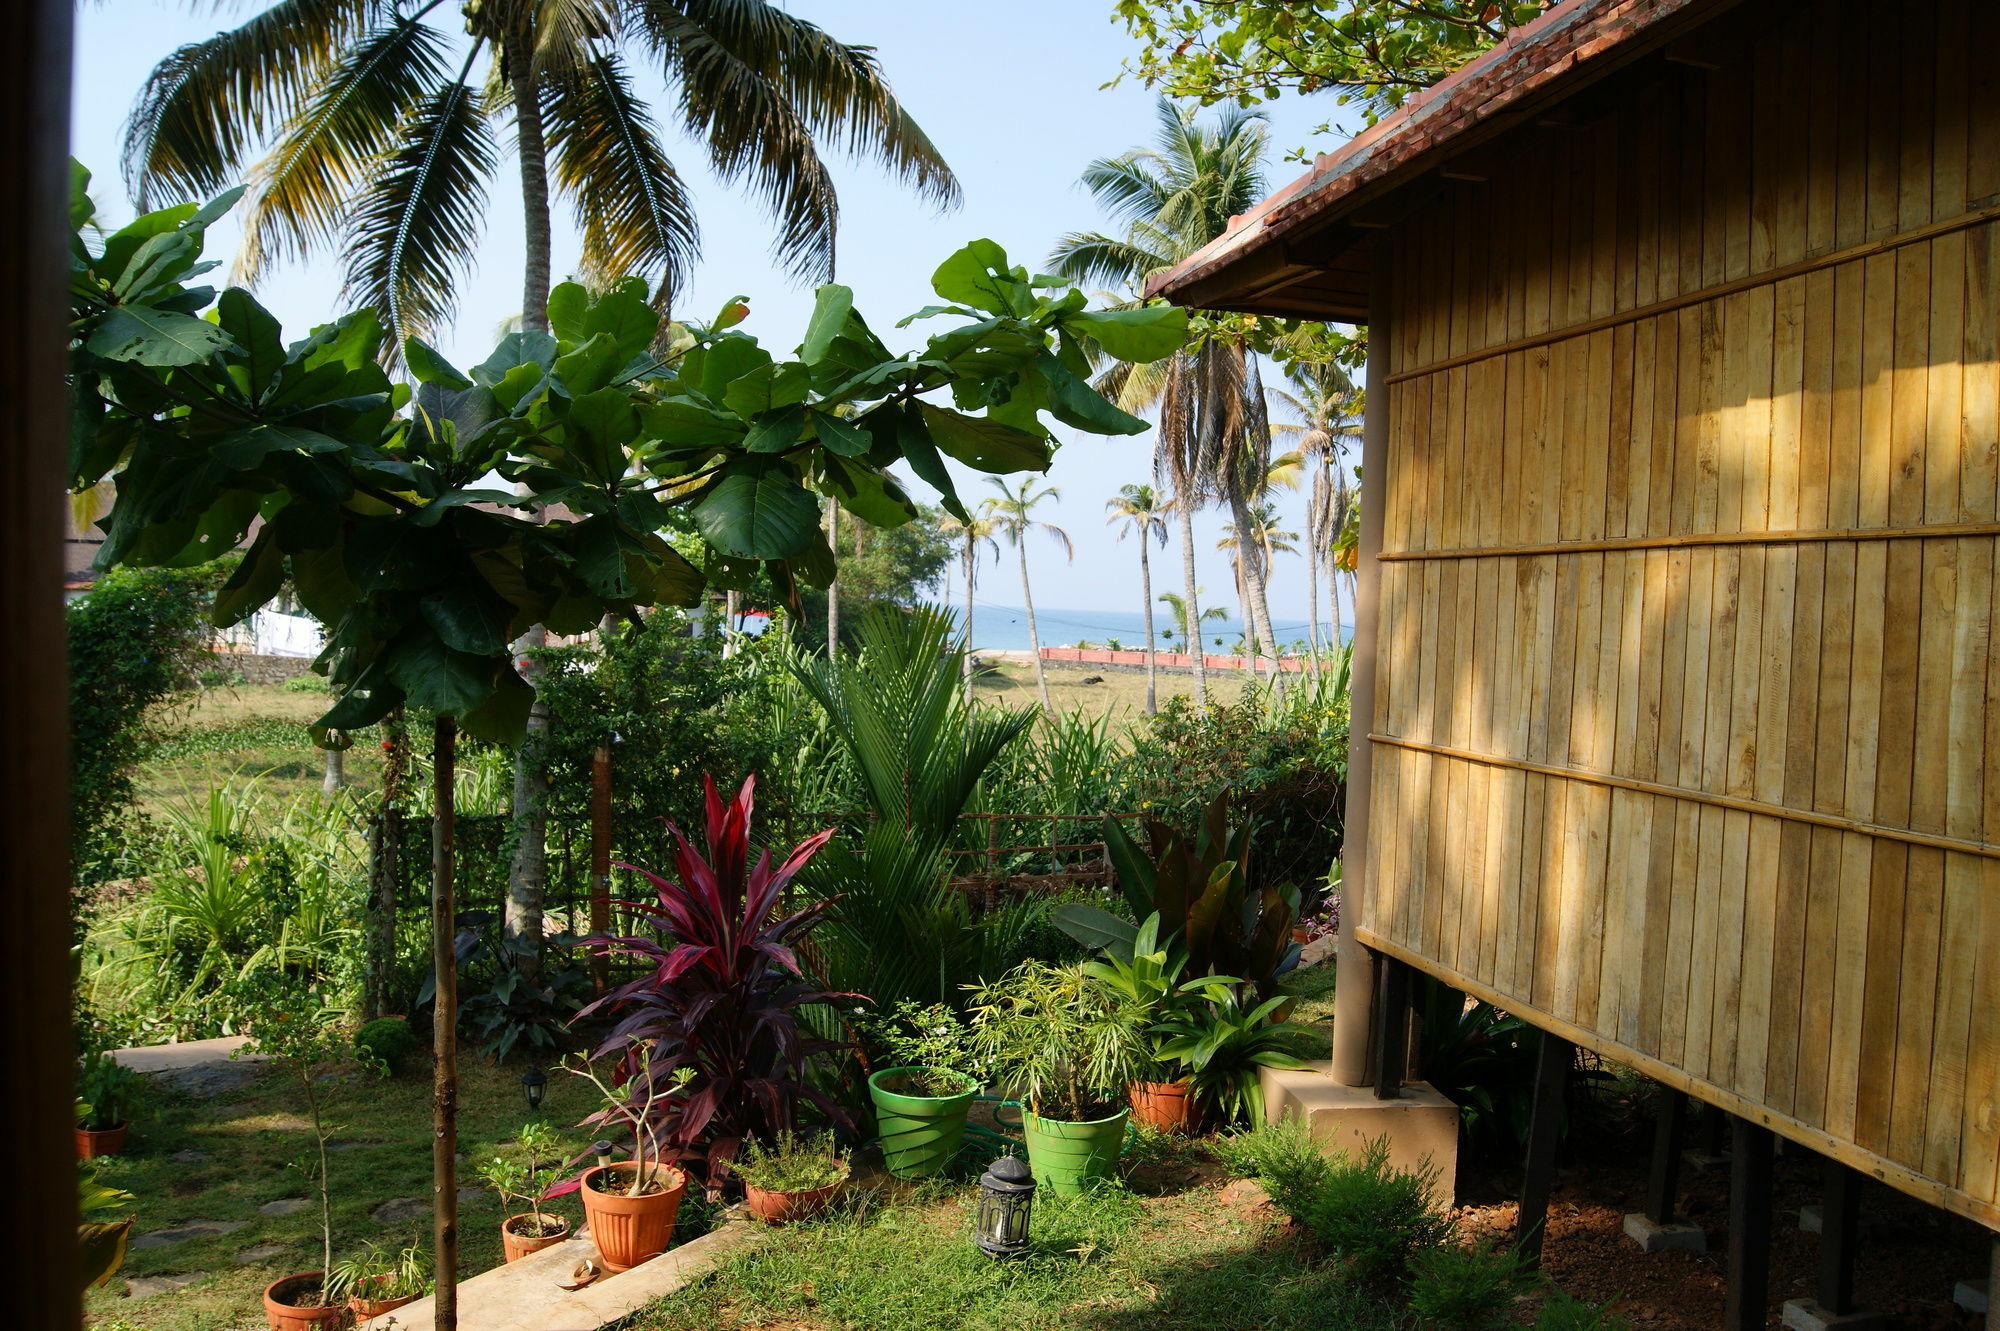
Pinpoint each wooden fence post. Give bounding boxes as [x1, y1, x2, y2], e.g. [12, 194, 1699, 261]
[431, 717, 459, 1330]
[589, 742, 612, 994]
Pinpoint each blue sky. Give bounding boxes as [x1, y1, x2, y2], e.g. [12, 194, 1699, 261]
[71, 1, 1361, 631]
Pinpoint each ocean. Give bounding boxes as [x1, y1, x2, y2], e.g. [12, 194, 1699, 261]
[947, 601, 1353, 654]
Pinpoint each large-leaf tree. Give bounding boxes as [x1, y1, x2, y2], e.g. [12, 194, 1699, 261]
[67, 170, 1183, 1325]
[123, 0, 962, 961]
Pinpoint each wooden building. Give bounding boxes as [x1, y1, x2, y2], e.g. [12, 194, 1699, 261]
[1154, 0, 2000, 1278]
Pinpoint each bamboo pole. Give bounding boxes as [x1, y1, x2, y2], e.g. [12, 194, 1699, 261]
[589, 741, 612, 994]
[1331, 233, 1391, 1088]
[431, 716, 459, 1330]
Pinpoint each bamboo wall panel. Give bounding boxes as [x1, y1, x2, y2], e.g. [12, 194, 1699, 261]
[1364, 0, 2000, 1230]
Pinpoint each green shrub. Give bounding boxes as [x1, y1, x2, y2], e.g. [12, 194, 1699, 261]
[281, 672, 329, 693]
[735, 1132, 849, 1194]
[1219, 1121, 1452, 1287]
[1408, 1241, 1537, 1329]
[354, 1017, 418, 1070]
[1534, 1292, 1631, 1331]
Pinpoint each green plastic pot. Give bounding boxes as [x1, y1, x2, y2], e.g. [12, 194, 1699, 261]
[1020, 1106, 1130, 1195]
[868, 1066, 976, 1179]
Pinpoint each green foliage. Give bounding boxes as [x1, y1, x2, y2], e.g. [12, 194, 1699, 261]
[1220, 1122, 1452, 1287]
[477, 1120, 567, 1220]
[734, 1132, 849, 1194]
[353, 1017, 417, 1071]
[1407, 1241, 1538, 1329]
[280, 673, 329, 693]
[966, 961, 1147, 1121]
[77, 1165, 133, 1291]
[67, 565, 219, 886]
[76, 1051, 146, 1130]
[325, 1241, 429, 1304]
[793, 609, 1048, 1008]
[1060, 792, 1301, 996]
[1534, 1292, 1632, 1331]
[1111, 1, 1549, 126]
[859, 1002, 986, 1097]
[69, 168, 1185, 744]
[1150, 982, 1317, 1126]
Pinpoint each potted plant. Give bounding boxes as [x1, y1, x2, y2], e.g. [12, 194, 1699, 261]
[326, 1242, 428, 1319]
[75, 1051, 142, 1157]
[477, 1121, 572, 1261]
[233, 978, 390, 1329]
[1077, 915, 1222, 1135]
[558, 1048, 690, 1272]
[734, 1132, 850, 1226]
[1153, 983, 1318, 1128]
[967, 961, 1147, 1195]
[862, 1001, 986, 1179]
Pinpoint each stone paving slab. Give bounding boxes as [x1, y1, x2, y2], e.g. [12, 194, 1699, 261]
[111, 1036, 267, 1098]
[362, 1218, 765, 1331]
[132, 1219, 246, 1249]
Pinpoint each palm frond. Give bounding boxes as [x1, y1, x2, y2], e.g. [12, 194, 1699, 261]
[1045, 232, 1173, 294]
[1076, 151, 1173, 231]
[235, 17, 451, 285]
[124, 0, 392, 208]
[340, 62, 496, 346]
[544, 49, 699, 303]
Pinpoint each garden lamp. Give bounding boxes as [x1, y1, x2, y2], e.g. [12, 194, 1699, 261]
[974, 1154, 1035, 1259]
[520, 1065, 546, 1111]
[593, 1140, 616, 1171]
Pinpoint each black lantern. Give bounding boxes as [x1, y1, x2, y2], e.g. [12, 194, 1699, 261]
[520, 1065, 547, 1111]
[975, 1154, 1035, 1259]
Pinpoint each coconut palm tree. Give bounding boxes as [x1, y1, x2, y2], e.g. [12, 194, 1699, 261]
[1105, 483, 1172, 715]
[985, 478, 1072, 717]
[1048, 99, 1292, 698]
[936, 507, 1001, 704]
[123, 0, 960, 345]
[1216, 502, 1297, 660]
[1156, 590, 1226, 650]
[1274, 364, 1364, 661]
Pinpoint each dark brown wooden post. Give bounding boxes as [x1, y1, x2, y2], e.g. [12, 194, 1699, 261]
[1645, 1089, 1687, 1225]
[1516, 1031, 1573, 1268]
[1725, 1116, 1775, 1331]
[1815, 1159, 1863, 1316]
[1371, 954, 1411, 1099]
[589, 741, 612, 993]
[3, 0, 82, 1322]
[431, 717, 459, 1329]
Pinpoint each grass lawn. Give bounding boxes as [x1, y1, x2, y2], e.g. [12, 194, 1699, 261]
[619, 1156, 1397, 1331]
[137, 681, 385, 815]
[969, 661, 1254, 717]
[87, 1056, 629, 1331]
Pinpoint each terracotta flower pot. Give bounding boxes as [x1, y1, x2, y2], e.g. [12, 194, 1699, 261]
[261, 1272, 348, 1331]
[501, 1211, 571, 1262]
[345, 1274, 418, 1319]
[580, 1161, 686, 1272]
[75, 1122, 128, 1159]
[1127, 1080, 1198, 1134]
[743, 1171, 846, 1226]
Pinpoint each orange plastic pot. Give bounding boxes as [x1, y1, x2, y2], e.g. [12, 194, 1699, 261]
[744, 1174, 844, 1226]
[501, 1212, 570, 1262]
[1128, 1080, 1197, 1134]
[261, 1272, 348, 1331]
[581, 1162, 686, 1272]
[345, 1274, 418, 1319]
[75, 1123, 128, 1159]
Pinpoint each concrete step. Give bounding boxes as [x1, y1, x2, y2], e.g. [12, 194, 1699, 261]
[1258, 1060, 1461, 1206]
[362, 1217, 763, 1331]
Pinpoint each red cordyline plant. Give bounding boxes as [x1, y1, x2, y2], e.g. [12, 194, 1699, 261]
[558, 774, 858, 1191]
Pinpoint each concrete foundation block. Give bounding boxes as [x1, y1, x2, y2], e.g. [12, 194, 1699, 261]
[1796, 1203, 1883, 1236]
[1621, 1212, 1709, 1253]
[1952, 1278, 1988, 1315]
[1682, 1148, 1731, 1173]
[1259, 1061, 1460, 1207]
[1781, 1299, 1888, 1330]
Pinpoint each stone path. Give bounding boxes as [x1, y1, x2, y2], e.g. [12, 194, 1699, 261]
[111, 1035, 266, 1098]
[127, 1273, 205, 1299]
[132, 1219, 245, 1250]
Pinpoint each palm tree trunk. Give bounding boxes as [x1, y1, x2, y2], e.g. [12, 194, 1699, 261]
[504, 57, 556, 985]
[962, 539, 976, 705]
[723, 590, 739, 657]
[431, 716, 460, 1330]
[1175, 499, 1206, 706]
[513, 63, 553, 334]
[1138, 537, 1157, 716]
[1018, 538, 1053, 716]
[1329, 555, 1347, 652]
[321, 744, 344, 797]
[825, 500, 840, 656]
[1231, 494, 1286, 696]
[1304, 510, 1323, 677]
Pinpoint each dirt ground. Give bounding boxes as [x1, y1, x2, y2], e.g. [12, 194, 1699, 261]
[1452, 1131, 1991, 1329]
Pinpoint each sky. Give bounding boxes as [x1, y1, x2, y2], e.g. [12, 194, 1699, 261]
[70, 0, 1363, 636]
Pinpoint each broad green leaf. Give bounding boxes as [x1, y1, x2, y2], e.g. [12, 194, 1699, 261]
[579, 277, 660, 359]
[818, 455, 917, 528]
[722, 360, 810, 419]
[931, 238, 1027, 316]
[1037, 352, 1148, 435]
[810, 409, 871, 457]
[547, 282, 590, 346]
[640, 398, 746, 450]
[404, 337, 473, 390]
[743, 403, 807, 454]
[1067, 305, 1189, 363]
[685, 334, 772, 401]
[628, 536, 703, 607]
[692, 456, 820, 559]
[420, 585, 513, 655]
[213, 423, 347, 468]
[919, 403, 1050, 473]
[460, 669, 535, 744]
[554, 331, 625, 395]
[87, 305, 233, 366]
[564, 386, 639, 481]
[800, 283, 854, 363]
[112, 232, 198, 301]
[212, 529, 286, 626]
[217, 289, 286, 401]
[473, 331, 557, 387]
[388, 632, 495, 715]
[889, 406, 966, 521]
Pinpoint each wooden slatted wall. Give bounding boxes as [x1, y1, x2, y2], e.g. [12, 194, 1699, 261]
[1357, 0, 2000, 1229]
